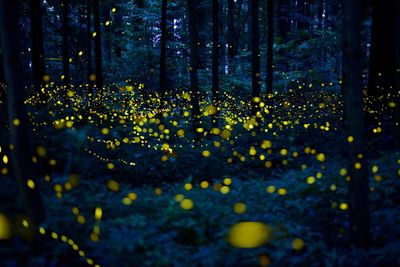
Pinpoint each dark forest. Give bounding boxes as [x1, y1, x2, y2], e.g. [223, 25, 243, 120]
[0, 0, 399, 266]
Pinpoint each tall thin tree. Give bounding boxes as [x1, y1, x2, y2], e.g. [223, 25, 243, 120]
[342, 0, 370, 248]
[87, 0, 93, 94]
[187, 0, 201, 137]
[212, 0, 219, 125]
[93, 0, 103, 92]
[266, 0, 274, 99]
[29, 0, 46, 96]
[0, 0, 45, 224]
[250, 0, 261, 115]
[159, 0, 167, 97]
[62, 0, 70, 85]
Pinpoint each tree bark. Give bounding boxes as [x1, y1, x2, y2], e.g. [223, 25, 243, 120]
[212, 0, 219, 126]
[87, 0, 93, 93]
[342, 0, 370, 248]
[29, 0, 46, 95]
[368, 0, 396, 98]
[93, 0, 103, 91]
[250, 0, 261, 116]
[187, 0, 200, 137]
[62, 0, 70, 85]
[0, 0, 45, 225]
[159, 0, 167, 96]
[266, 0, 274, 98]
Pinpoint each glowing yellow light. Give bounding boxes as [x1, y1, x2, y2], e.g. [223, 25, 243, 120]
[202, 150, 211, 157]
[292, 238, 305, 250]
[354, 162, 362, 170]
[2, 155, 8, 164]
[180, 199, 194, 210]
[0, 214, 11, 240]
[306, 176, 316, 185]
[220, 186, 230, 194]
[106, 180, 120, 192]
[12, 118, 20, 126]
[200, 181, 209, 189]
[27, 179, 35, 189]
[184, 183, 192, 190]
[316, 153, 325, 162]
[95, 207, 102, 220]
[174, 194, 184, 202]
[339, 203, 348, 210]
[233, 203, 247, 214]
[227, 222, 272, 248]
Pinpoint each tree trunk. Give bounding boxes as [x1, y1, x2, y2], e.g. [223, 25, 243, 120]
[87, 0, 93, 94]
[212, 0, 219, 126]
[266, 0, 274, 98]
[159, 0, 167, 96]
[29, 0, 46, 95]
[93, 0, 103, 92]
[395, 0, 400, 147]
[62, 0, 70, 85]
[0, 0, 45, 225]
[0, 32, 5, 111]
[227, 0, 235, 73]
[250, 0, 261, 116]
[342, 0, 370, 248]
[187, 0, 200, 137]
[368, 0, 396, 98]
[277, 0, 289, 39]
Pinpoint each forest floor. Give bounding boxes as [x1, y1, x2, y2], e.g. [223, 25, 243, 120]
[1, 83, 400, 267]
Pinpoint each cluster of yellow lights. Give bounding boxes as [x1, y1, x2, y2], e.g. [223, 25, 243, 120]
[1, 37, 398, 266]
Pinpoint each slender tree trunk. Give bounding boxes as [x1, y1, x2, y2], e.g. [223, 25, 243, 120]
[266, 0, 274, 99]
[277, 0, 289, 39]
[318, 0, 324, 30]
[227, 0, 235, 73]
[0, 0, 45, 225]
[212, 0, 219, 126]
[93, 0, 103, 92]
[62, 0, 70, 86]
[159, 0, 167, 96]
[368, 0, 396, 98]
[29, 0, 46, 96]
[87, 0, 93, 94]
[187, 0, 200, 137]
[0, 33, 5, 110]
[250, 0, 261, 116]
[395, 0, 400, 147]
[342, 0, 370, 248]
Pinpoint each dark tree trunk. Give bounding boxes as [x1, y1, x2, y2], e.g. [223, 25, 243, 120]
[342, 0, 370, 249]
[62, 0, 70, 85]
[29, 0, 46, 95]
[0, 0, 45, 225]
[87, 0, 93, 93]
[266, 0, 274, 98]
[277, 0, 290, 39]
[0, 33, 5, 110]
[318, 0, 324, 29]
[250, 0, 261, 116]
[93, 0, 103, 91]
[227, 0, 236, 73]
[368, 0, 396, 98]
[187, 0, 200, 137]
[395, 0, 400, 147]
[159, 0, 167, 96]
[212, 0, 219, 125]
[102, 4, 112, 67]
